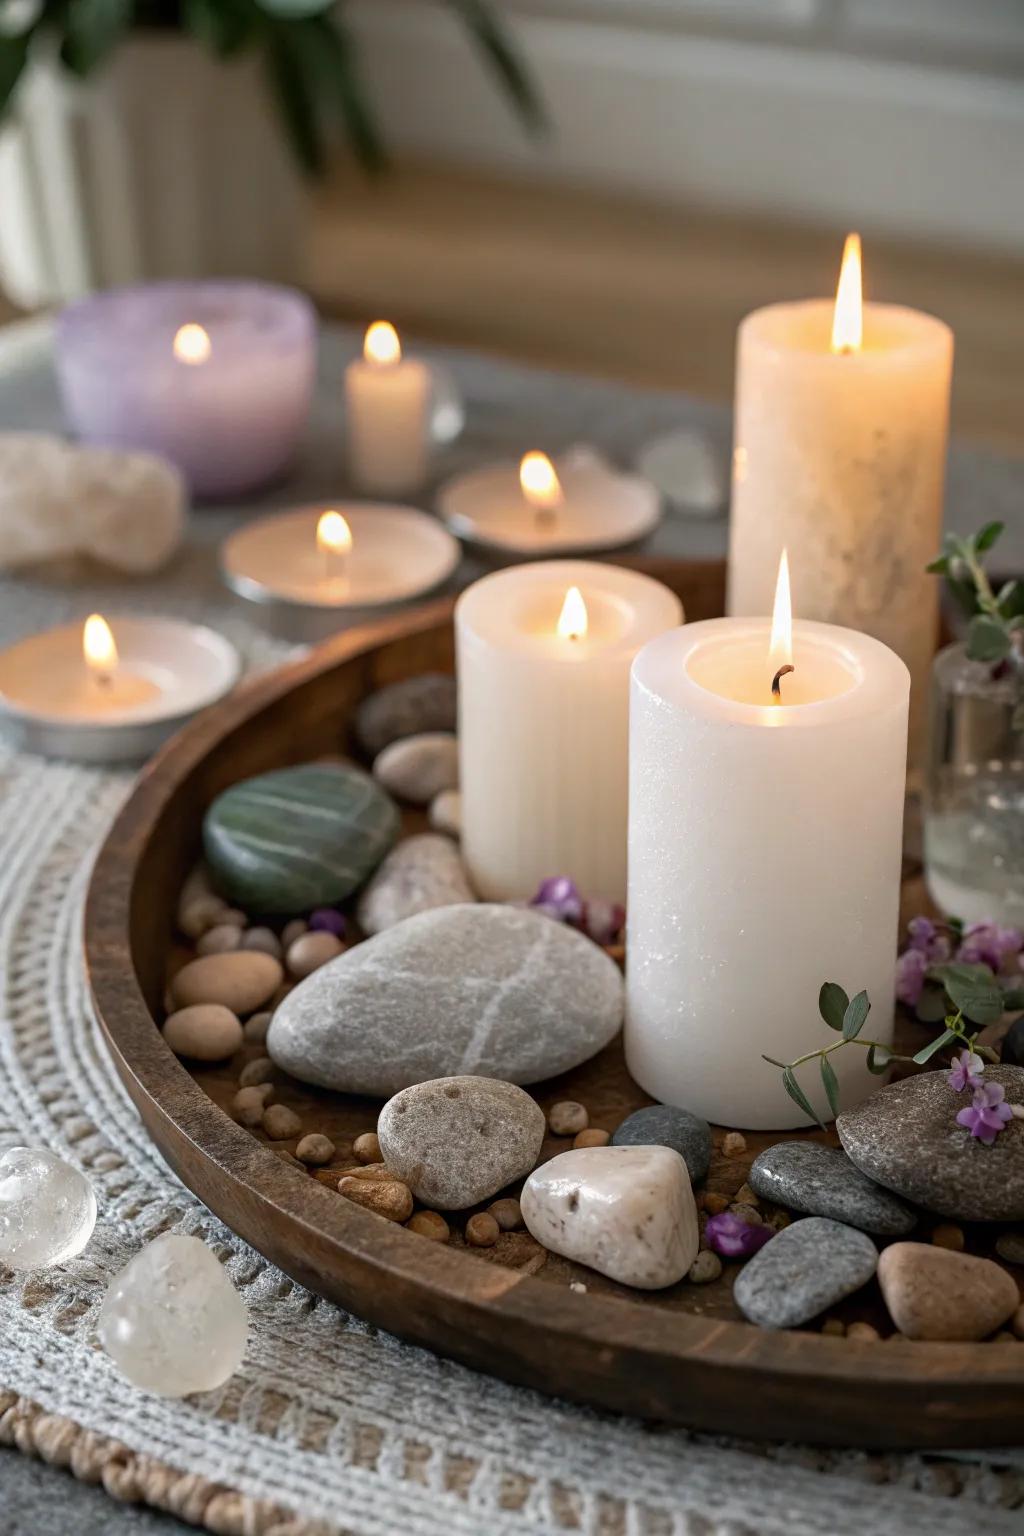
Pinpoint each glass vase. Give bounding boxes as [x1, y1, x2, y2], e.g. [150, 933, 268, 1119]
[924, 640, 1024, 926]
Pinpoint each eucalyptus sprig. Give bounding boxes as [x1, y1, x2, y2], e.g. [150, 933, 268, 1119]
[763, 970, 1005, 1129]
[927, 521, 1024, 669]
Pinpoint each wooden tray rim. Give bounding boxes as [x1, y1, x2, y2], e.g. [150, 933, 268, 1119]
[84, 584, 1024, 1447]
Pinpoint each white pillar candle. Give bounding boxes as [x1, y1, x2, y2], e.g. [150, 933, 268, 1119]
[344, 322, 430, 495]
[727, 234, 952, 749]
[626, 565, 909, 1130]
[456, 561, 682, 903]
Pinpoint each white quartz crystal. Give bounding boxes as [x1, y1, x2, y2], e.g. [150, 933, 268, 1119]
[0, 1146, 97, 1270]
[520, 1144, 699, 1290]
[0, 433, 186, 574]
[99, 1232, 248, 1397]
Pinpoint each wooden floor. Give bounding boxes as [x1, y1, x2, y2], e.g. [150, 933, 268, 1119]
[4, 160, 1023, 455]
[309, 162, 1024, 455]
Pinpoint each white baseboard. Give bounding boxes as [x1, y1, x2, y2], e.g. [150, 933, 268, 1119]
[347, 0, 1024, 253]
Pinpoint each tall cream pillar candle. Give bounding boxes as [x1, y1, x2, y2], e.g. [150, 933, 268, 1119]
[344, 321, 430, 495]
[626, 579, 909, 1130]
[456, 561, 682, 902]
[728, 235, 952, 749]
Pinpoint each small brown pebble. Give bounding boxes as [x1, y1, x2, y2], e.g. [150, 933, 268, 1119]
[262, 1104, 302, 1140]
[722, 1131, 747, 1157]
[466, 1212, 500, 1248]
[286, 931, 345, 980]
[728, 1202, 764, 1226]
[573, 1128, 610, 1149]
[353, 1132, 381, 1164]
[487, 1197, 523, 1231]
[243, 1011, 272, 1045]
[688, 1250, 722, 1285]
[1011, 1305, 1024, 1340]
[548, 1100, 588, 1136]
[312, 1168, 345, 1189]
[846, 1321, 881, 1343]
[218, 908, 249, 929]
[931, 1224, 965, 1252]
[196, 923, 243, 956]
[734, 1183, 759, 1207]
[338, 1176, 413, 1222]
[342, 1163, 400, 1182]
[240, 926, 283, 960]
[232, 1085, 275, 1127]
[569, 1279, 588, 1294]
[295, 1133, 336, 1166]
[821, 1318, 846, 1337]
[406, 1210, 450, 1242]
[178, 894, 229, 939]
[281, 919, 307, 948]
[702, 1192, 729, 1215]
[238, 1056, 275, 1087]
[767, 1210, 792, 1231]
[162, 1003, 243, 1062]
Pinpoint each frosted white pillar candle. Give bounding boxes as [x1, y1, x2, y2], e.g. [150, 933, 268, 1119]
[344, 322, 430, 495]
[456, 561, 682, 903]
[626, 613, 909, 1130]
[728, 235, 952, 749]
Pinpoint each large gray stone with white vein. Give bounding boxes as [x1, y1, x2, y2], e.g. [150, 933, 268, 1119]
[267, 902, 623, 1095]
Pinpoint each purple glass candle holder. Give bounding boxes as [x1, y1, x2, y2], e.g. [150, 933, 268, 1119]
[56, 281, 316, 501]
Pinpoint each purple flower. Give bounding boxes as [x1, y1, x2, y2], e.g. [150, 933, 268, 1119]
[956, 922, 1024, 973]
[956, 1081, 1013, 1145]
[529, 876, 583, 925]
[583, 898, 625, 947]
[947, 1048, 986, 1094]
[704, 1211, 774, 1260]
[308, 907, 346, 937]
[905, 916, 952, 963]
[895, 947, 929, 1006]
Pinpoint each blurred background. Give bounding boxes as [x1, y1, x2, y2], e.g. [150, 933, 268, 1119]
[1, 0, 1022, 450]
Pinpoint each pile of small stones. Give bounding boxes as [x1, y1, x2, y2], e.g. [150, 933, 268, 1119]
[159, 671, 1024, 1345]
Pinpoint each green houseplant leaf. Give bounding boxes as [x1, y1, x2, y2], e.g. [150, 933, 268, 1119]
[819, 1055, 840, 1118]
[61, 0, 133, 75]
[818, 981, 848, 1032]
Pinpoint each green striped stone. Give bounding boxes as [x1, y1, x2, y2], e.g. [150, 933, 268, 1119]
[203, 763, 400, 915]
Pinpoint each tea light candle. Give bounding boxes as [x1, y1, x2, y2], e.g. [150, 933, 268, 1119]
[221, 503, 460, 616]
[0, 615, 240, 763]
[345, 322, 431, 496]
[456, 561, 682, 902]
[56, 281, 317, 500]
[728, 234, 953, 748]
[438, 447, 661, 556]
[626, 556, 910, 1130]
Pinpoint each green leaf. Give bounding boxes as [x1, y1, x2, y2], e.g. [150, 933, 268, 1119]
[974, 521, 1004, 554]
[997, 580, 1024, 621]
[819, 1055, 840, 1118]
[1000, 984, 1024, 1012]
[842, 989, 871, 1040]
[966, 613, 1011, 664]
[818, 981, 849, 1033]
[914, 985, 949, 1024]
[182, 0, 256, 57]
[60, 0, 132, 75]
[913, 1026, 958, 1065]
[925, 556, 949, 575]
[446, 0, 545, 131]
[931, 961, 1005, 1025]
[0, 31, 29, 115]
[866, 1043, 892, 1075]
[263, 27, 324, 175]
[301, 14, 386, 174]
[947, 576, 982, 620]
[783, 1066, 825, 1131]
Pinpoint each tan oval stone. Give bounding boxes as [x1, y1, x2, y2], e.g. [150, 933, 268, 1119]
[878, 1242, 1020, 1341]
[163, 1004, 243, 1062]
[170, 952, 282, 1014]
[196, 923, 242, 957]
[286, 931, 344, 980]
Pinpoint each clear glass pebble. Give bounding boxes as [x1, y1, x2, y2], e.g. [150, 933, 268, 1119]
[98, 1232, 248, 1397]
[0, 1146, 97, 1270]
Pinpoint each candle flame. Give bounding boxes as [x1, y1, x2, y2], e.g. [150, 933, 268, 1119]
[364, 320, 401, 366]
[769, 549, 793, 672]
[831, 233, 863, 354]
[173, 323, 212, 365]
[519, 452, 563, 514]
[556, 585, 588, 642]
[83, 613, 117, 682]
[317, 510, 353, 557]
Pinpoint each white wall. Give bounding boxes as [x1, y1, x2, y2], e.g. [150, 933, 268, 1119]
[347, 0, 1024, 253]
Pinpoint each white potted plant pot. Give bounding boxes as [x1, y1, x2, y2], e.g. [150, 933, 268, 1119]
[0, 35, 309, 307]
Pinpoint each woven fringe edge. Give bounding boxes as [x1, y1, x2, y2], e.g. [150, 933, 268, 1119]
[0, 1387, 339, 1536]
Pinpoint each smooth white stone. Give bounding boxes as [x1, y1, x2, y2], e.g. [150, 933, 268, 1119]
[99, 1233, 248, 1397]
[520, 1145, 698, 1290]
[372, 732, 459, 805]
[0, 433, 186, 574]
[0, 1146, 97, 1270]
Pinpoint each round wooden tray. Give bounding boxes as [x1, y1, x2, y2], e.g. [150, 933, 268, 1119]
[85, 558, 1024, 1451]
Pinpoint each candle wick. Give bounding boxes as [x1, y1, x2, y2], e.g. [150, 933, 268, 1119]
[771, 663, 795, 701]
[96, 670, 113, 691]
